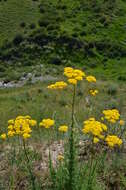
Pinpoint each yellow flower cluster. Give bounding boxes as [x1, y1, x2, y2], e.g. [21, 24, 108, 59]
[47, 81, 67, 89]
[57, 154, 64, 161]
[64, 67, 85, 85]
[58, 125, 68, 133]
[86, 76, 96, 83]
[103, 109, 120, 123]
[0, 133, 7, 140]
[93, 137, 99, 144]
[119, 120, 125, 126]
[89, 89, 98, 96]
[39, 118, 55, 129]
[105, 135, 122, 148]
[82, 118, 107, 139]
[7, 115, 37, 139]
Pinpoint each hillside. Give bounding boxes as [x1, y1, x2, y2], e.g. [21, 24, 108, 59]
[0, 0, 126, 81]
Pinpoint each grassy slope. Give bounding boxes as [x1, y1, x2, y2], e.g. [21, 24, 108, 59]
[0, 0, 40, 45]
[0, 78, 126, 133]
[0, 0, 125, 44]
[0, 0, 126, 80]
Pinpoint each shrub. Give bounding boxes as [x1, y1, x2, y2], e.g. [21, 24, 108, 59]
[0, 64, 6, 72]
[13, 34, 24, 45]
[50, 56, 62, 65]
[20, 22, 26, 28]
[38, 18, 50, 27]
[29, 23, 36, 29]
[118, 75, 126, 81]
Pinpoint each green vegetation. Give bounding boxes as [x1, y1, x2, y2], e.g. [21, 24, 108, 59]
[0, 70, 126, 189]
[0, 0, 40, 45]
[0, 0, 126, 80]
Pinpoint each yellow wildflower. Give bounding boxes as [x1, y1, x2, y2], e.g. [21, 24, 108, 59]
[89, 89, 98, 96]
[57, 155, 64, 161]
[86, 76, 96, 83]
[25, 115, 31, 119]
[8, 131, 15, 137]
[8, 119, 14, 125]
[105, 135, 122, 148]
[58, 125, 68, 133]
[82, 118, 107, 138]
[39, 119, 55, 129]
[8, 125, 14, 130]
[68, 79, 77, 85]
[64, 67, 85, 85]
[93, 137, 99, 144]
[119, 120, 125, 126]
[29, 120, 37, 127]
[7, 115, 35, 139]
[0, 133, 6, 140]
[102, 109, 120, 123]
[23, 133, 31, 139]
[47, 81, 67, 89]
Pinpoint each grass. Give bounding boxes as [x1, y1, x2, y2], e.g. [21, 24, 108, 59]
[0, 0, 126, 80]
[0, 77, 126, 135]
[0, 73, 126, 189]
[0, 0, 40, 45]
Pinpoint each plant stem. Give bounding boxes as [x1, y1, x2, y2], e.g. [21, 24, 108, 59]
[68, 85, 76, 190]
[23, 140, 36, 190]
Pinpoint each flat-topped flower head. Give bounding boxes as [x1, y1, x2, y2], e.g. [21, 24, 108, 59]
[68, 79, 77, 85]
[102, 109, 120, 123]
[89, 89, 98, 96]
[47, 81, 67, 89]
[82, 117, 107, 138]
[39, 118, 55, 129]
[58, 125, 68, 133]
[64, 67, 85, 85]
[86, 75, 96, 83]
[105, 135, 122, 148]
[7, 116, 36, 139]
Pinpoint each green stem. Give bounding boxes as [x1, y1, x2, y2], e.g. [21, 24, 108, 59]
[68, 85, 76, 190]
[23, 140, 36, 190]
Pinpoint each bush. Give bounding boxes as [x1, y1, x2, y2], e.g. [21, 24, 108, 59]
[118, 75, 126, 81]
[50, 56, 62, 65]
[38, 18, 50, 27]
[0, 64, 6, 72]
[20, 22, 26, 28]
[13, 34, 24, 45]
[29, 23, 36, 29]
[39, 6, 45, 13]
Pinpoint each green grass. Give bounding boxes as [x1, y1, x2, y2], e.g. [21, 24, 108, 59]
[0, 0, 126, 81]
[0, 78, 126, 134]
[0, 78, 126, 189]
[0, 0, 40, 45]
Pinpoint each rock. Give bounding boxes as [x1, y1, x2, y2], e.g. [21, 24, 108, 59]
[0, 81, 4, 87]
[27, 73, 32, 78]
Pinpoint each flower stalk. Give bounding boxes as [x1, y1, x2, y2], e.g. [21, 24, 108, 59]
[23, 140, 36, 190]
[68, 85, 76, 190]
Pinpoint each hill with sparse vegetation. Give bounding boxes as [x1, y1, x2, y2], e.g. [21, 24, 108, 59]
[0, 0, 126, 81]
